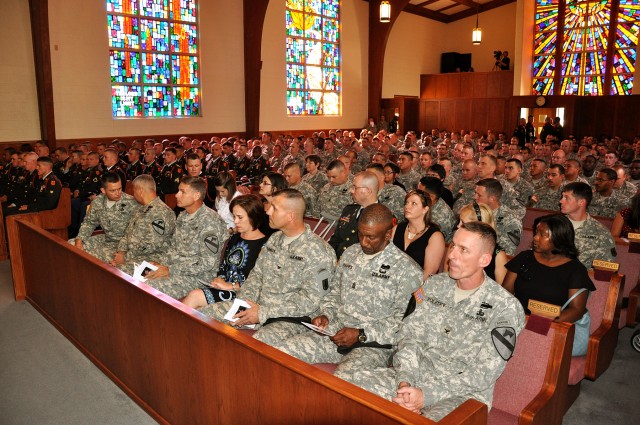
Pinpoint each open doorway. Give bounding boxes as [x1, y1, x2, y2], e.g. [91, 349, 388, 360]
[519, 107, 565, 139]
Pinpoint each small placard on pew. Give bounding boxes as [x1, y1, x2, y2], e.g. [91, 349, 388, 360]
[528, 299, 561, 319]
[592, 259, 619, 281]
[628, 233, 640, 253]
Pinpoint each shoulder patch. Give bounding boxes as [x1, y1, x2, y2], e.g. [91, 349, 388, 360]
[203, 233, 220, 254]
[152, 219, 165, 235]
[491, 327, 517, 361]
[413, 287, 426, 304]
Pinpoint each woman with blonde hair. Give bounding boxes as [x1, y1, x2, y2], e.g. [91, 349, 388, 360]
[445, 201, 508, 284]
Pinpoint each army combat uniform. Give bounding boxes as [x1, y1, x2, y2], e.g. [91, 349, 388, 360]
[116, 196, 176, 274]
[290, 181, 318, 218]
[572, 214, 617, 269]
[396, 169, 421, 192]
[531, 185, 563, 211]
[494, 205, 522, 256]
[430, 198, 456, 243]
[378, 183, 406, 221]
[301, 171, 329, 193]
[588, 191, 630, 219]
[271, 242, 422, 383]
[200, 225, 337, 347]
[146, 205, 229, 299]
[70, 192, 139, 262]
[318, 180, 353, 221]
[350, 273, 525, 421]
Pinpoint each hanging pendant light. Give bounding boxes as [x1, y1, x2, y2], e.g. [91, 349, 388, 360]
[472, 5, 482, 45]
[380, 1, 391, 23]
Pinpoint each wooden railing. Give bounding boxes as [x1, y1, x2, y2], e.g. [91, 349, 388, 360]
[7, 217, 487, 425]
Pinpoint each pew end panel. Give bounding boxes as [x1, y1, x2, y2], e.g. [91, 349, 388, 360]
[9, 218, 487, 425]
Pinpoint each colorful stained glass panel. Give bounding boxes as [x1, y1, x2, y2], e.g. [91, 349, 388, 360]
[171, 55, 198, 85]
[173, 87, 199, 116]
[144, 86, 171, 116]
[108, 15, 140, 49]
[140, 19, 170, 51]
[611, 74, 634, 95]
[305, 40, 322, 65]
[304, 15, 322, 40]
[532, 78, 554, 95]
[323, 0, 339, 19]
[286, 64, 305, 89]
[110, 50, 141, 83]
[615, 21, 639, 49]
[323, 44, 340, 67]
[171, 23, 197, 53]
[286, 10, 305, 37]
[141, 0, 168, 19]
[112, 85, 143, 117]
[170, 0, 197, 22]
[534, 31, 557, 55]
[107, 0, 138, 14]
[323, 68, 340, 91]
[533, 55, 555, 77]
[323, 19, 339, 43]
[612, 49, 636, 73]
[286, 37, 305, 63]
[142, 52, 170, 83]
[618, 0, 640, 22]
[287, 90, 305, 115]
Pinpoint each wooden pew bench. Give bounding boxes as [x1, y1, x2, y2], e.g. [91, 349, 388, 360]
[7, 217, 487, 425]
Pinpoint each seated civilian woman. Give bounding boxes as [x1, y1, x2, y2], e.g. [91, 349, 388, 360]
[503, 214, 595, 356]
[611, 193, 640, 238]
[258, 172, 287, 210]
[182, 195, 268, 309]
[445, 202, 508, 284]
[392, 190, 445, 280]
[213, 171, 242, 231]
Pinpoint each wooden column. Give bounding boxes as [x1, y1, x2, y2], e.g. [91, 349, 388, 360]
[29, 0, 56, 149]
[243, 0, 270, 138]
[368, 0, 411, 121]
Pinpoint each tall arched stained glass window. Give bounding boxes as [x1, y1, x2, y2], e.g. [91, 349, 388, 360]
[533, 0, 640, 96]
[286, 0, 341, 115]
[107, 0, 200, 118]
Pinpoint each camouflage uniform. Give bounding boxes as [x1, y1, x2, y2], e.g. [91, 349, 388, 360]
[271, 242, 421, 382]
[616, 181, 637, 200]
[526, 176, 546, 193]
[301, 171, 329, 193]
[532, 186, 563, 211]
[200, 225, 336, 347]
[452, 180, 478, 215]
[71, 192, 139, 262]
[588, 191, 630, 219]
[503, 178, 534, 208]
[397, 169, 421, 191]
[499, 184, 527, 220]
[116, 196, 176, 274]
[378, 183, 406, 221]
[350, 273, 525, 421]
[494, 205, 522, 256]
[281, 153, 305, 173]
[318, 180, 353, 221]
[431, 198, 456, 243]
[290, 181, 318, 217]
[572, 214, 617, 269]
[145, 205, 229, 299]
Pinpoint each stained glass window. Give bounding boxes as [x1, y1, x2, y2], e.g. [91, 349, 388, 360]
[286, 0, 341, 115]
[533, 0, 640, 96]
[107, 0, 200, 118]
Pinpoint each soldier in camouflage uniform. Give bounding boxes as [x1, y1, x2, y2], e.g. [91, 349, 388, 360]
[111, 175, 176, 274]
[283, 162, 318, 217]
[530, 164, 565, 211]
[200, 189, 336, 347]
[500, 158, 534, 208]
[588, 168, 630, 218]
[524, 158, 547, 193]
[70, 172, 138, 262]
[271, 204, 421, 383]
[418, 177, 456, 243]
[144, 177, 230, 299]
[366, 163, 406, 221]
[475, 179, 522, 255]
[280, 140, 305, 173]
[560, 182, 617, 268]
[350, 223, 525, 421]
[396, 152, 420, 191]
[318, 160, 353, 221]
[301, 155, 329, 192]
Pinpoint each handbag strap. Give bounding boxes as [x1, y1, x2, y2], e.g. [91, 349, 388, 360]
[561, 287, 589, 311]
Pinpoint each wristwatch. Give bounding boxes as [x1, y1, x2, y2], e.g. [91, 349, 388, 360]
[358, 328, 367, 343]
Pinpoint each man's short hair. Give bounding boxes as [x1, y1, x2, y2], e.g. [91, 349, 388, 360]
[180, 176, 206, 201]
[101, 171, 121, 188]
[54, 147, 67, 155]
[164, 147, 177, 155]
[359, 203, 393, 231]
[476, 178, 503, 199]
[599, 167, 617, 181]
[36, 156, 53, 166]
[273, 188, 306, 218]
[532, 158, 547, 167]
[506, 158, 523, 169]
[365, 163, 384, 174]
[326, 159, 345, 172]
[398, 151, 413, 161]
[460, 221, 497, 255]
[132, 174, 156, 192]
[305, 154, 322, 166]
[549, 164, 565, 175]
[419, 176, 444, 199]
[427, 164, 446, 180]
[562, 182, 593, 207]
[186, 153, 200, 162]
[283, 162, 302, 173]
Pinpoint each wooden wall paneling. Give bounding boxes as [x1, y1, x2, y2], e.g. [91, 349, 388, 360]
[472, 73, 488, 99]
[471, 99, 489, 133]
[596, 97, 619, 137]
[459, 73, 475, 98]
[455, 100, 472, 131]
[613, 95, 640, 137]
[447, 74, 461, 98]
[498, 71, 515, 98]
[420, 75, 437, 99]
[486, 99, 507, 133]
[440, 100, 456, 132]
[574, 97, 599, 139]
[404, 98, 421, 133]
[12, 219, 489, 425]
[436, 75, 449, 99]
[421, 100, 440, 131]
[486, 73, 505, 100]
[243, 0, 270, 138]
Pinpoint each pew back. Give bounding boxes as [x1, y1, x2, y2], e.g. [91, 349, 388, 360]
[7, 218, 487, 425]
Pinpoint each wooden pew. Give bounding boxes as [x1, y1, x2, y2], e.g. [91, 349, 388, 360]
[489, 321, 574, 425]
[0, 187, 71, 260]
[614, 238, 639, 328]
[7, 217, 487, 425]
[523, 208, 614, 231]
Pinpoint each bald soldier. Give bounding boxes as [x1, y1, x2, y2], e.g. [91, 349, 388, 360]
[350, 222, 525, 420]
[200, 189, 337, 346]
[271, 204, 422, 382]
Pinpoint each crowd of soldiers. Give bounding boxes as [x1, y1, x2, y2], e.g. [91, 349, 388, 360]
[1, 125, 639, 419]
